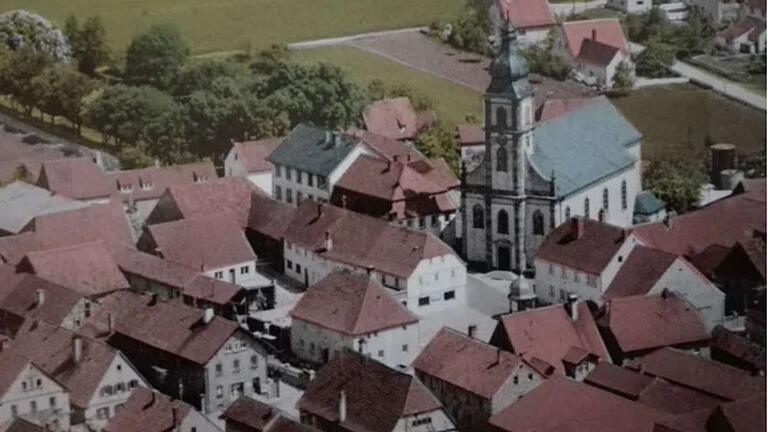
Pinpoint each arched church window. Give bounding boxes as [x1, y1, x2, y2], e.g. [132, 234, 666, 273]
[496, 147, 508, 172]
[603, 188, 609, 211]
[472, 205, 484, 229]
[497, 210, 509, 234]
[584, 198, 590, 219]
[496, 106, 507, 128]
[533, 210, 544, 235]
[621, 180, 628, 210]
[565, 206, 571, 220]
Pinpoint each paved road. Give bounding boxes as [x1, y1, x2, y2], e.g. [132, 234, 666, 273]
[671, 60, 766, 111]
[287, 27, 427, 50]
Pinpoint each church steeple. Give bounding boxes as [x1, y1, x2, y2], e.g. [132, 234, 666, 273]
[487, 19, 533, 99]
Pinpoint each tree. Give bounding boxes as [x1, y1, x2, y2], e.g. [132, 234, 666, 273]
[414, 121, 459, 175]
[124, 24, 189, 90]
[645, 151, 706, 213]
[174, 59, 250, 97]
[366, 79, 434, 111]
[612, 61, 635, 92]
[67, 15, 110, 76]
[636, 41, 674, 78]
[523, 45, 571, 80]
[6, 48, 52, 115]
[0, 10, 72, 62]
[446, 0, 492, 55]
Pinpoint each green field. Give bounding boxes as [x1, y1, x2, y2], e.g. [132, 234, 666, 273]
[292, 46, 483, 127]
[0, 0, 464, 54]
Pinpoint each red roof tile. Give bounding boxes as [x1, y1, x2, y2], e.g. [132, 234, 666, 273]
[637, 378, 722, 415]
[577, 38, 621, 66]
[291, 270, 417, 335]
[233, 138, 283, 173]
[36, 158, 113, 200]
[605, 292, 709, 354]
[18, 241, 129, 297]
[104, 387, 197, 432]
[629, 348, 765, 401]
[247, 193, 298, 240]
[79, 290, 155, 340]
[710, 325, 766, 373]
[142, 213, 255, 271]
[495, 302, 610, 373]
[603, 246, 678, 299]
[0, 129, 70, 184]
[0, 232, 41, 265]
[413, 327, 539, 399]
[113, 246, 196, 289]
[106, 162, 217, 203]
[0, 273, 85, 332]
[688, 244, 731, 277]
[0, 418, 46, 432]
[489, 376, 671, 432]
[183, 275, 243, 306]
[286, 201, 458, 279]
[536, 98, 597, 122]
[456, 125, 484, 147]
[632, 188, 766, 257]
[221, 396, 320, 432]
[711, 394, 766, 432]
[349, 130, 423, 162]
[363, 98, 429, 141]
[535, 217, 629, 274]
[584, 361, 654, 399]
[497, 0, 556, 29]
[561, 19, 629, 59]
[298, 350, 442, 432]
[0, 349, 31, 400]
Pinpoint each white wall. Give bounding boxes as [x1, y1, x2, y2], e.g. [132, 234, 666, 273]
[0, 363, 70, 431]
[394, 408, 455, 432]
[83, 353, 148, 431]
[557, 164, 640, 229]
[204, 333, 268, 415]
[247, 172, 272, 196]
[206, 260, 268, 288]
[519, 27, 552, 46]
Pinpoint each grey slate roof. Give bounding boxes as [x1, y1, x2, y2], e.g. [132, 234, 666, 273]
[0, 181, 88, 234]
[266, 123, 359, 177]
[634, 191, 665, 215]
[531, 96, 640, 197]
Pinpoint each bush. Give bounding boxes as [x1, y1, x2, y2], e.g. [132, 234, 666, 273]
[444, 0, 492, 55]
[523, 45, 571, 80]
[636, 41, 675, 78]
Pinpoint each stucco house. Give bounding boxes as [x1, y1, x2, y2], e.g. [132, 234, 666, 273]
[222, 396, 320, 432]
[606, 0, 652, 13]
[0, 181, 87, 237]
[224, 137, 283, 195]
[412, 328, 546, 431]
[557, 19, 634, 89]
[104, 387, 221, 432]
[36, 158, 114, 204]
[290, 270, 419, 369]
[493, 0, 557, 46]
[361, 97, 434, 142]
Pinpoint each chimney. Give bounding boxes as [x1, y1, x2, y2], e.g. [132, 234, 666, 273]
[202, 307, 214, 324]
[468, 324, 478, 338]
[339, 390, 347, 423]
[591, 29, 597, 40]
[393, 155, 399, 163]
[566, 294, 579, 321]
[385, 160, 392, 172]
[317, 203, 323, 219]
[661, 288, 670, 299]
[72, 336, 83, 363]
[35, 288, 45, 307]
[572, 218, 585, 239]
[324, 231, 333, 251]
[107, 313, 114, 335]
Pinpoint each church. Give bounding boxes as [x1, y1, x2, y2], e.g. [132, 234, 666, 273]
[461, 23, 642, 272]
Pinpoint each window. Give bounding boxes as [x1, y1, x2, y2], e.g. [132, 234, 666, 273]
[231, 382, 244, 399]
[412, 417, 433, 427]
[275, 186, 282, 201]
[602, 188, 609, 211]
[308, 174, 314, 187]
[101, 385, 113, 397]
[275, 165, 281, 178]
[286, 189, 293, 204]
[297, 191, 303, 203]
[431, 215, 438, 227]
[621, 180, 628, 210]
[116, 382, 126, 392]
[286, 169, 292, 181]
[240, 266, 250, 274]
[233, 359, 240, 372]
[286, 259, 293, 270]
[496, 106, 507, 128]
[565, 206, 571, 220]
[548, 263, 554, 275]
[22, 382, 27, 391]
[472, 205, 484, 229]
[496, 146, 508, 172]
[528, 373, 534, 381]
[419, 217, 426, 229]
[116, 364, 122, 371]
[497, 209, 509, 234]
[444, 290, 456, 300]
[30, 401, 37, 412]
[296, 264, 302, 274]
[253, 378, 261, 394]
[560, 289, 566, 301]
[584, 198, 590, 219]
[214, 271, 223, 279]
[129, 380, 139, 388]
[587, 274, 597, 287]
[50, 397, 56, 408]
[297, 171, 303, 185]
[96, 407, 109, 419]
[216, 385, 223, 398]
[533, 210, 544, 235]
[402, 344, 409, 352]
[378, 350, 384, 358]
[215, 363, 223, 376]
[10, 405, 16, 416]
[418, 297, 430, 306]
[251, 355, 259, 369]
[513, 376, 519, 385]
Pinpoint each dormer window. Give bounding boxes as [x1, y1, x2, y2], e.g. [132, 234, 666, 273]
[119, 183, 132, 193]
[193, 172, 208, 184]
[139, 178, 153, 191]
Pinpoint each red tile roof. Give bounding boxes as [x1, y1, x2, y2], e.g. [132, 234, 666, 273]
[497, 0, 556, 29]
[535, 217, 629, 274]
[362, 98, 432, 141]
[222, 396, 320, 432]
[413, 327, 540, 399]
[298, 349, 442, 432]
[577, 38, 621, 66]
[286, 201, 458, 279]
[291, 270, 417, 335]
[629, 348, 765, 401]
[106, 162, 217, 203]
[0, 232, 41, 265]
[232, 138, 283, 173]
[183, 275, 243, 306]
[104, 386, 200, 432]
[711, 325, 766, 373]
[349, 130, 423, 162]
[632, 188, 766, 257]
[688, 244, 731, 277]
[710, 394, 766, 432]
[17, 241, 129, 297]
[489, 376, 671, 432]
[142, 213, 255, 271]
[247, 193, 298, 240]
[36, 157, 114, 200]
[0, 418, 46, 432]
[456, 125, 484, 147]
[637, 378, 722, 415]
[494, 302, 610, 373]
[0, 129, 70, 184]
[718, 16, 766, 41]
[604, 292, 709, 354]
[0, 349, 32, 400]
[536, 98, 597, 122]
[561, 19, 629, 59]
[79, 290, 154, 340]
[113, 299, 245, 365]
[584, 361, 654, 399]
[0, 273, 85, 333]
[113, 246, 197, 289]
[603, 246, 678, 299]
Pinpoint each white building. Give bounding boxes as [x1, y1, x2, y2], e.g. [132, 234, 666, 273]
[104, 387, 221, 432]
[493, 0, 558, 46]
[290, 270, 420, 369]
[607, 0, 652, 14]
[558, 19, 634, 89]
[223, 138, 283, 195]
[283, 201, 467, 317]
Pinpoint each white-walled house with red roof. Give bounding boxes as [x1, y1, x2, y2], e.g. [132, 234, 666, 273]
[223, 137, 283, 195]
[607, 0, 652, 14]
[494, 0, 558, 46]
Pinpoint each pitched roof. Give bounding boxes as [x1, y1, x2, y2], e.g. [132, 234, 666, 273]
[103, 387, 197, 432]
[488, 376, 671, 432]
[18, 241, 129, 296]
[267, 124, 360, 177]
[710, 394, 766, 432]
[113, 246, 197, 289]
[531, 96, 640, 197]
[536, 98, 597, 122]
[247, 193, 298, 240]
[561, 19, 629, 59]
[285, 201, 458, 279]
[0, 273, 85, 332]
[413, 327, 537, 399]
[535, 217, 629, 274]
[0, 181, 87, 234]
[603, 246, 678, 299]
[291, 270, 417, 335]
[0, 128, 69, 185]
[495, 302, 609, 373]
[106, 162, 217, 203]
[0, 349, 31, 400]
[605, 292, 709, 354]
[351, 130, 423, 162]
[183, 275, 243, 306]
[0, 418, 46, 432]
[636, 377, 722, 415]
[456, 125, 484, 147]
[635, 191, 666, 216]
[79, 290, 155, 340]
[36, 157, 114, 200]
[497, 0, 556, 29]
[584, 361, 654, 399]
[632, 188, 766, 257]
[718, 15, 766, 41]
[222, 396, 320, 432]
[232, 138, 283, 173]
[113, 300, 244, 365]
[629, 348, 765, 401]
[297, 350, 442, 432]
[142, 213, 255, 271]
[711, 325, 766, 373]
[577, 38, 622, 66]
[362, 98, 431, 141]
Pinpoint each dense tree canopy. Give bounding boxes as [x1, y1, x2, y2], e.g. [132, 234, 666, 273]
[0, 10, 71, 62]
[414, 121, 459, 175]
[64, 15, 110, 76]
[125, 24, 189, 90]
[645, 150, 707, 213]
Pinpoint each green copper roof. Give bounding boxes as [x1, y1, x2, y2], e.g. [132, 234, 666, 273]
[267, 124, 359, 177]
[531, 97, 641, 197]
[635, 191, 666, 215]
[488, 23, 533, 99]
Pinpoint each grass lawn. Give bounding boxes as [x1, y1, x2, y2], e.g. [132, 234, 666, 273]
[292, 45, 483, 127]
[0, 0, 464, 55]
[611, 84, 766, 160]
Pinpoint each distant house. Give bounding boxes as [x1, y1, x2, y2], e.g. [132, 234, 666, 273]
[413, 328, 546, 431]
[0, 181, 87, 236]
[36, 158, 114, 204]
[606, 0, 652, 14]
[599, 291, 711, 363]
[221, 396, 320, 432]
[362, 97, 434, 142]
[491, 300, 610, 378]
[297, 350, 454, 432]
[224, 137, 283, 195]
[109, 300, 270, 415]
[104, 387, 220, 432]
[290, 270, 419, 368]
[557, 19, 633, 88]
[456, 125, 484, 162]
[494, 0, 557, 46]
[716, 15, 766, 53]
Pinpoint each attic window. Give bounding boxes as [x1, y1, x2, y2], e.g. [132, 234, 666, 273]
[139, 179, 153, 191]
[119, 184, 132, 193]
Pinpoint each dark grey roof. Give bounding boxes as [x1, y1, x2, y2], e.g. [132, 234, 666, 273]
[634, 191, 665, 215]
[266, 124, 359, 177]
[488, 24, 533, 99]
[531, 96, 641, 197]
